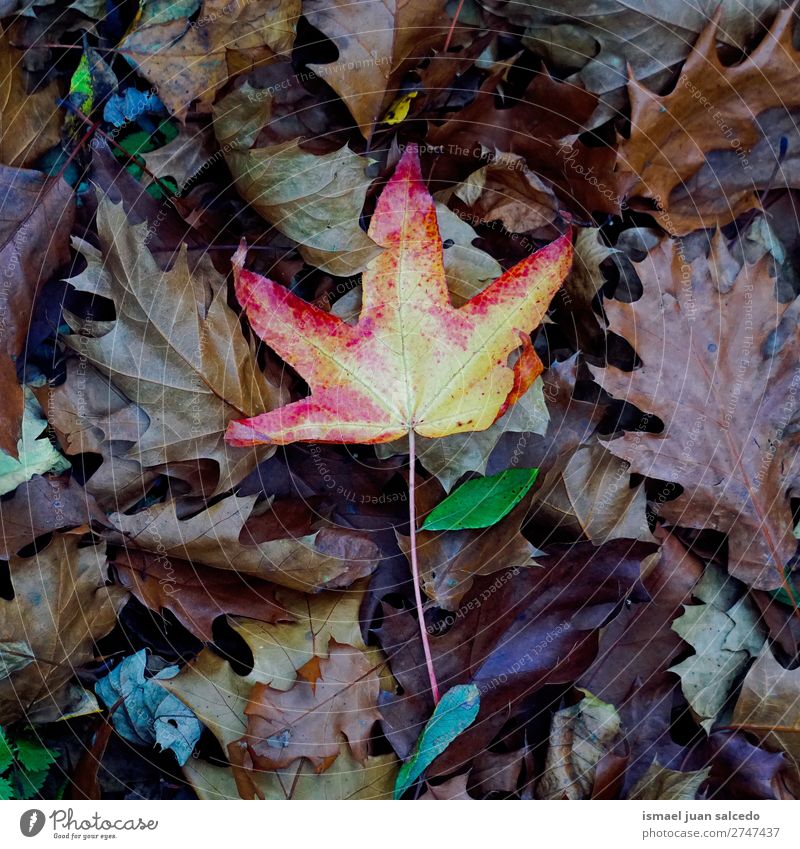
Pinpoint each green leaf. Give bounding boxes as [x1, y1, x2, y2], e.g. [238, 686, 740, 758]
[0, 774, 15, 800]
[0, 727, 14, 773]
[421, 468, 539, 531]
[394, 684, 480, 799]
[14, 738, 56, 774]
[68, 53, 94, 113]
[16, 767, 50, 799]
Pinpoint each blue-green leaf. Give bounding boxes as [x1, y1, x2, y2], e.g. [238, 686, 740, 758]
[421, 468, 538, 531]
[394, 684, 480, 799]
[96, 651, 201, 766]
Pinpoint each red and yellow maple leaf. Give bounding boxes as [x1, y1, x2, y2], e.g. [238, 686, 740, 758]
[225, 145, 571, 447]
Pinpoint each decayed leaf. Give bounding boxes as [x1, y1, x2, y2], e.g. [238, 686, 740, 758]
[111, 549, 291, 642]
[493, 0, 781, 128]
[119, 0, 300, 118]
[225, 145, 571, 447]
[303, 0, 448, 136]
[670, 564, 765, 731]
[213, 84, 380, 276]
[108, 494, 379, 592]
[0, 390, 69, 496]
[242, 642, 382, 772]
[0, 475, 101, 559]
[536, 690, 622, 800]
[732, 646, 800, 765]
[427, 73, 617, 217]
[65, 198, 286, 494]
[95, 651, 201, 766]
[591, 236, 800, 591]
[619, 8, 800, 232]
[184, 742, 396, 800]
[0, 534, 126, 725]
[630, 760, 710, 800]
[164, 584, 368, 740]
[165, 583, 396, 799]
[0, 28, 61, 166]
[0, 167, 74, 457]
[559, 442, 653, 544]
[142, 119, 216, 186]
[37, 358, 156, 512]
[448, 151, 558, 233]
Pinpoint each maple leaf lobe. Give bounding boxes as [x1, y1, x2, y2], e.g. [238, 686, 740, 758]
[226, 145, 572, 447]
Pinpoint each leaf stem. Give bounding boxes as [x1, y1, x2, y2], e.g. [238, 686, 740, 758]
[408, 428, 440, 704]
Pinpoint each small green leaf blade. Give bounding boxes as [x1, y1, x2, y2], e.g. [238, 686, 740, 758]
[0, 774, 15, 800]
[14, 738, 56, 774]
[421, 468, 539, 531]
[394, 684, 480, 799]
[0, 727, 14, 773]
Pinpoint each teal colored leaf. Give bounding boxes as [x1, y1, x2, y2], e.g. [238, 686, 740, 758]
[0, 775, 15, 800]
[0, 727, 13, 773]
[0, 390, 70, 496]
[421, 468, 539, 531]
[14, 738, 56, 774]
[96, 651, 201, 765]
[394, 684, 480, 799]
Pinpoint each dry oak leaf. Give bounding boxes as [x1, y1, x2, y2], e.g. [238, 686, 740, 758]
[107, 493, 379, 592]
[0, 167, 74, 457]
[36, 357, 157, 513]
[733, 646, 800, 767]
[242, 641, 382, 772]
[111, 548, 292, 642]
[590, 235, 800, 591]
[0, 28, 62, 167]
[213, 83, 380, 277]
[619, 7, 800, 233]
[225, 144, 572, 447]
[163, 584, 371, 747]
[65, 198, 286, 495]
[119, 0, 300, 118]
[303, 0, 449, 137]
[0, 534, 126, 725]
[183, 741, 396, 800]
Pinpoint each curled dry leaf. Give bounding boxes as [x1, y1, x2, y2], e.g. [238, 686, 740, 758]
[0, 28, 61, 167]
[36, 358, 156, 513]
[0, 474, 102, 559]
[732, 646, 800, 767]
[536, 690, 622, 800]
[111, 549, 292, 642]
[107, 493, 380, 592]
[630, 760, 710, 801]
[164, 583, 396, 798]
[119, 0, 300, 118]
[0, 166, 74, 457]
[0, 534, 126, 725]
[213, 84, 380, 277]
[303, 0, 449, 136]
[669, 564, 765, 731]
